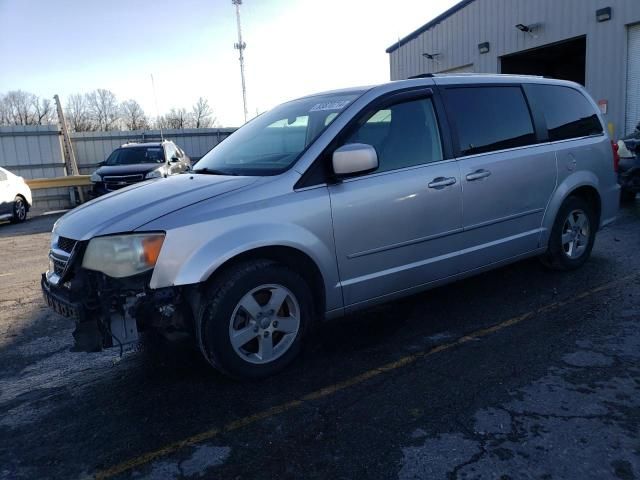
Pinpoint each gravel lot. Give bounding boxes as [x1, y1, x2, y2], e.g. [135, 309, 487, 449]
[1, 203, 639, 480]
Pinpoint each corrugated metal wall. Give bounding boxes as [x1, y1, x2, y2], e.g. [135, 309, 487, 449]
[389, 0, 640, 138]
[71, 128, 236, 174]
[0, 127, 237, 210]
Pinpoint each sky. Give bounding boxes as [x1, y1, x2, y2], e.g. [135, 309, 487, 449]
[0, 0, 458, 127]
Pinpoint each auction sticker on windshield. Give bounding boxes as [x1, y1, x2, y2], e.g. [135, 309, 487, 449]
[309, 100, 350, 112]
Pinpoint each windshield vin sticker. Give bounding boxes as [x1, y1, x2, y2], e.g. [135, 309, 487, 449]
[309, 100, 350, 112]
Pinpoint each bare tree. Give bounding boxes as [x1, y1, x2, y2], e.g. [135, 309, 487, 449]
[165, 108, 190, 129]
[153, 115, 169, 130]
[65, 94, 92, 132]
[121, 99, 148, 130]
[33, 96, 55, 125]
[0, 89, 218, 130]
[191, 97, 215, 128]
[86, 89, 120, 131]
[0, 95, 9, 125]
[3, 90, 37, 125]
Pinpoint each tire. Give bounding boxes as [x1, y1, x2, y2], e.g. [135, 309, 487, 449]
[10, 196, 28, 223]
[196, 260, 313, 379]
[620, 188, 636, 203]
[541, 196, 596, 271]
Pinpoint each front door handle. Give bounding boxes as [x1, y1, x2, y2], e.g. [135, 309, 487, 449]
[428, 176, 457, 189]
[466, 169, 491, 181]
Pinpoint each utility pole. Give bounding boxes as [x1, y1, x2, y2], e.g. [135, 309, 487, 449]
[232, 0, 248, 123]
[54, 94, 85, 202]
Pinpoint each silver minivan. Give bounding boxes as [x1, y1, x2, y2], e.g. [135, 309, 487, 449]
[42, 75, 619, 378]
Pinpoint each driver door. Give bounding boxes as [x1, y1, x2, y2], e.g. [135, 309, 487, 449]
[328, 91, 464, 307]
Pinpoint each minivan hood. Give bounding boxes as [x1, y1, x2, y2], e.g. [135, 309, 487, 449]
[96, 164, 162, 176]
[54, 174, 258, 240]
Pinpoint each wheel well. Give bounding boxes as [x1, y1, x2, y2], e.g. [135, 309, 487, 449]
[208, 246, 326, 316]
[569, 186, 601, 228]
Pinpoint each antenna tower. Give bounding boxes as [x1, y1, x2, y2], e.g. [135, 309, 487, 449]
[232, 0, 248, 123]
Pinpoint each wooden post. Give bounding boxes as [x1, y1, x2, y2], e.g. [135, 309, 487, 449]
[54, 94, 85, 202]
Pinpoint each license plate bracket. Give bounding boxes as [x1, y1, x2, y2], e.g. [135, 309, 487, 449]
[41, 276, 79, 319]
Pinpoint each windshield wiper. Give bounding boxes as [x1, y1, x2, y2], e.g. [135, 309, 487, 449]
[192, 167, 237, 176]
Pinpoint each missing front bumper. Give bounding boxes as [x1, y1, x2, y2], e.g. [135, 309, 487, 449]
[41, 271, 188, 353]
[42, 273, 139, 351]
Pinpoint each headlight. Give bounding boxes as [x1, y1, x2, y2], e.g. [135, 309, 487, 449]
[145, 167, 164, 179]
[82, 233, 165, 278]
[90, 172, 101, 182]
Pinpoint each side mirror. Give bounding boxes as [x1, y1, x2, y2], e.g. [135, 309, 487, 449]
[170, 156, 180, 163]
[332, 143, 379, 177]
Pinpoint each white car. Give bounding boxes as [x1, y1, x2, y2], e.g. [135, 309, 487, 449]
[0, 166, 32, 223]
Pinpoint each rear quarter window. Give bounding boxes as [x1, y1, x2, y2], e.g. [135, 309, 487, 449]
[526, 84, 603, 141]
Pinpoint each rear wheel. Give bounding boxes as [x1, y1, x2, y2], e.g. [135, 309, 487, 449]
[10, 196, 27, 223]
[196, 260, 313, 379]
[541, 196, 596, 271]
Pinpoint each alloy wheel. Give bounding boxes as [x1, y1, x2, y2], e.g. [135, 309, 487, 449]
[15, 198, 26, 221]
[228, 284, 300, 365]
[561, 209, 590, 259]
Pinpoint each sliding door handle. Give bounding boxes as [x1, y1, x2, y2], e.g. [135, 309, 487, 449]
[428, 177, 457, 189]
[466, 169, 491, 181]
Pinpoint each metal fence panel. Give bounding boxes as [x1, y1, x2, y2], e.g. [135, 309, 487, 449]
[0, 126, 237, 211]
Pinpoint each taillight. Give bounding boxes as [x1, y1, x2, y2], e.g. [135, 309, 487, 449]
[612, 140, 620, 173]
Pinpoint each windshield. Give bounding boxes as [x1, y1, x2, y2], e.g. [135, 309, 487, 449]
[104, 146, 165, 166]
[194, 91, 363, 176]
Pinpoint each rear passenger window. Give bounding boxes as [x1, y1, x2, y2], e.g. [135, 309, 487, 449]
[445, 86, 536, 156]
[526, 84, 603, 141]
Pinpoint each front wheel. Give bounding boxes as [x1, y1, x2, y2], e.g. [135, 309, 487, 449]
[541, 196, 596, 271]
[10, 196, 27, 223]
[197, 260, 313, 379]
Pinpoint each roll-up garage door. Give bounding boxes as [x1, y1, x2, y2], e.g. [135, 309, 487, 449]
[626, 23, 640, 135]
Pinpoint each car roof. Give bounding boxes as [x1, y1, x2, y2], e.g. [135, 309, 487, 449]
[293, 74, 583, 103]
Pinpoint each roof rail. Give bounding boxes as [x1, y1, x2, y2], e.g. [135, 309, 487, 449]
[407, 72, 546, 79]
[408, 73, 434, 79]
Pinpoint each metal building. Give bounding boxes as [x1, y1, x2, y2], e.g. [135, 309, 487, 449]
[387, 0, 640, 139]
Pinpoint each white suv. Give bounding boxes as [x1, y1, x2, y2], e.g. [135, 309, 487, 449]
[0, 166, 32, 223]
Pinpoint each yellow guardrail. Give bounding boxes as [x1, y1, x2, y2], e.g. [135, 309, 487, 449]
[25, 175, 92, 189]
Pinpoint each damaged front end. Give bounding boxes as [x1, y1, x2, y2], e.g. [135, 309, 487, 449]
[41, 235, 192, 353]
